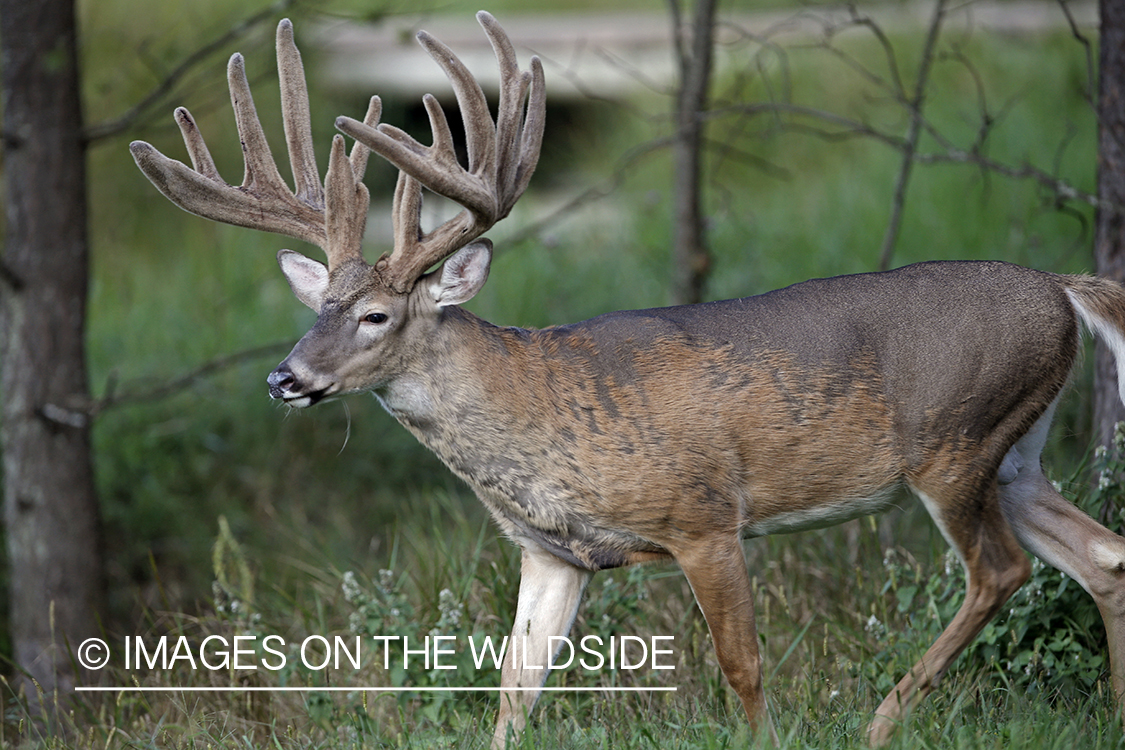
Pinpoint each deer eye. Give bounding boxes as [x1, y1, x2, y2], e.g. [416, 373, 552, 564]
[363, 312, 388, 325]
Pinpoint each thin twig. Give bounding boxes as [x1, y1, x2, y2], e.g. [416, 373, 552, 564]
[816, 10, 906, 106]
[846, 5, 907, 101]
[668, 0, 687, 73]
[1057, 0, 1097, 110]
[703, 135, 790, 179]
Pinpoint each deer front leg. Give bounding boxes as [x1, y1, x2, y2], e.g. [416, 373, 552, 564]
[492, 543, 592, 749]
[675, 533, 779, 744]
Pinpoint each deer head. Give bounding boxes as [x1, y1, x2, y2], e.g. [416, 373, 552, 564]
[130, 12, 544, 407]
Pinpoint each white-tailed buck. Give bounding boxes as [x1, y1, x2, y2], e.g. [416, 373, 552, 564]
[132, 12, 1125, 746]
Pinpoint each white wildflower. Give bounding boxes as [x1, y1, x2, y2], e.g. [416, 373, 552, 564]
[342, 571, 362, 603]
[438, 588, 463, 629]
[943, 550, 958, 577]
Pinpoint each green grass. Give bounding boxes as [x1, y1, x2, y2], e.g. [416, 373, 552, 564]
[13, 0, 1114, 746]
[6, 499, 1124, 748]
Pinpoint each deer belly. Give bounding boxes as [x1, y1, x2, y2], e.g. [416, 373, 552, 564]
[741, 481, 905, 536]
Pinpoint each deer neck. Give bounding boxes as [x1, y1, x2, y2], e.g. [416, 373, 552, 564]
[374, 306, 532, 462]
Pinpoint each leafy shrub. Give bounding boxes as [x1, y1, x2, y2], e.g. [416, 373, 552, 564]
[340, 567, 493, 726]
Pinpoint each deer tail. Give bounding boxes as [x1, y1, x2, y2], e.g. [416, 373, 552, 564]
[1064, 275, 1125, 406]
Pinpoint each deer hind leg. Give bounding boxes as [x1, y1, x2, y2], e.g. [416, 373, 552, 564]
[997, 453, 1125, 716]
[868, 476, 1031, 747]
[993, 399, 1125, 714]
[492, 543, 592, 750]
[675, 533, 779, 744]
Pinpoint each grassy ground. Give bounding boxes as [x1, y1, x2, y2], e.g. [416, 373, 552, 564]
[7, 497, 1124, 748]
[11, 0, 1113, 746]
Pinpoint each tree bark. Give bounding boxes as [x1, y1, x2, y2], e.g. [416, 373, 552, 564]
[0, 0, 104, 707]
[670, 0, 716, 305]
[1094, 0, 1125, 470]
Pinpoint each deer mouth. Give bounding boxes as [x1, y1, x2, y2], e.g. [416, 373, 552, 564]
[279, 388, 330, 408]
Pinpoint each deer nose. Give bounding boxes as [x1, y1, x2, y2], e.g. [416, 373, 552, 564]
[267, 366, 297, 399]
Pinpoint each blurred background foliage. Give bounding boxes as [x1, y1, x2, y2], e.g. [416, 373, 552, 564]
[58, 0, 1105, 735]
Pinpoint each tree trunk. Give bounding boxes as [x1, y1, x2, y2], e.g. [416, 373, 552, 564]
[1094, 0, 1125, 520]
[670, 0, 716, 306]
[1095, 0, 1125, 452]
[0, 0, 104, 708]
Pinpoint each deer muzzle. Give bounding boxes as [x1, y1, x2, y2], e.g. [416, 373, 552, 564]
[267, 363, 330, 408]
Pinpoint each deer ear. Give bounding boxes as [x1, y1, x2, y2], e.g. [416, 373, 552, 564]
[429, 240, 492, 307]
[278, 249, 329, 311]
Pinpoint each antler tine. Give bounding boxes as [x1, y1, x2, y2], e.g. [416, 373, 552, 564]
[320, 95, 382, 270]
[335, 11, 545, 293]
[276, 19, 323, 210]
[325, 134, 370, 268]
[478, 11, 544, 216]
[391, 171, 425, 262]
[414, 28, 497, 193]
[349, 96, 383, 182]
[513, 56, 545, 207]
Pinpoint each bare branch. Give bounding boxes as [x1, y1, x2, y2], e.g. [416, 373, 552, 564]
[503, 135, 676, 247]
[500, 1, 1105, 276]
[845, 5, 907, 100]
[707, 97, 1102, 210]
[938, 44, 997, 157]
[534, 46, 668, 115]
[878, 0, 945, 271]
[0, 258, 23, 291]
[668, 0, 687, 73]
[84, 0, 298, 143]
[913, 147, 1103, 208]
[703, 135, 790, 180]
[704, 102, 909, 150]
[82, 342, 294, 417]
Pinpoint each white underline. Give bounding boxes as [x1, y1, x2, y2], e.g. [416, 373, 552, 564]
[75, 686, 676, 693]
